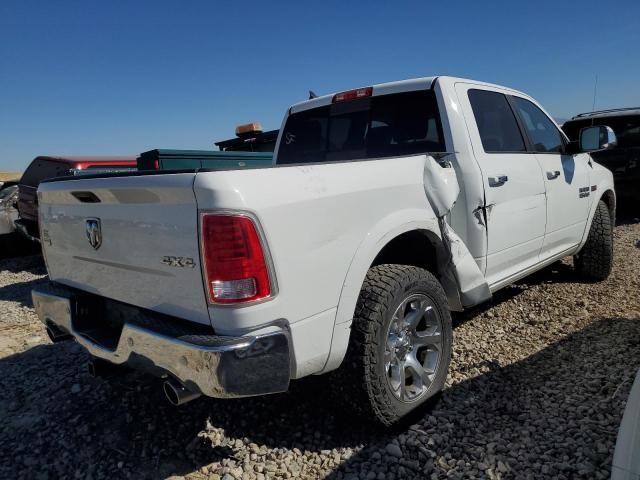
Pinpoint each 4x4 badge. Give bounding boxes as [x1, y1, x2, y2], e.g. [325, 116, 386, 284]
[578, 187, 590, 198]
[162, 256, 195, 268]
[85, 218, 102, 250]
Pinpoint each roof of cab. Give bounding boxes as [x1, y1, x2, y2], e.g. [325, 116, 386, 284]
[288, 76, 529, 114]
[290, 77, 436, 113]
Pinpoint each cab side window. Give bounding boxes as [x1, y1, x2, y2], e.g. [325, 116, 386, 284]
[511, 97, 564, 153]
[468, 89, 526, 153]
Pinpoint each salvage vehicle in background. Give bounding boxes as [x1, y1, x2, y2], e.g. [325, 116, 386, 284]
[138, 124, 274, 172]
[0, 183, 19, 235]
[0, 180, 16, 191]
[137, 149, 272, 171]
[33, 76, 616, 426]
[214, 122, 278, 152]
[15, 156, 136, 241]
[563, 108, 640, 205]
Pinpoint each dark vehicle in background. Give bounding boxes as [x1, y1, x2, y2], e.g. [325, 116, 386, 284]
[214, 122, 278, 152]
[138, 123, 276, 171]
[16, 156, 136, 241]
[563, 108, 640, 204]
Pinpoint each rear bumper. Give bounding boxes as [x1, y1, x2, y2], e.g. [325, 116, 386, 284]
[31, 284, 290, 398]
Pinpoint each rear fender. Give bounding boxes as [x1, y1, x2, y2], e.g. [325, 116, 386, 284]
[322, 210, 491, 372]
[322, 211, 442, 373]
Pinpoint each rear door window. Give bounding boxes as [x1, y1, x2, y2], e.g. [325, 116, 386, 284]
[278, 90, 445, 164]
[468, 89, 526, 153]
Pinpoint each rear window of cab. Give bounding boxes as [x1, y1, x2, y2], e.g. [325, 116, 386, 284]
[277, 90, 445, 164]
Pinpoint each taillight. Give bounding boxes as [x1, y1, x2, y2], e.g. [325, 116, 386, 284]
[201, 213, 272, 304]
[332, 87, 372, 103]
[153, 159, 160, 170]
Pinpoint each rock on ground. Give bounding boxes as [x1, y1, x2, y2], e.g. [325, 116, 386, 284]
[1, 220, 639, 479]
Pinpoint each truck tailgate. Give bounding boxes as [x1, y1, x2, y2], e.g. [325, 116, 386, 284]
[38, 173, 211, 325]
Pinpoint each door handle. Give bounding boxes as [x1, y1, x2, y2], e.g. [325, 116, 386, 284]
[546, 170, 561, 180]
[488, 175, 508, 187]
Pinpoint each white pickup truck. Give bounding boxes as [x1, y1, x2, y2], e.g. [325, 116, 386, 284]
[33, 76, 617, 426]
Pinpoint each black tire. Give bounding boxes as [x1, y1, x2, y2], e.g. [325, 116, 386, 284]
[334, 264, 452, 426]
[575, 200, 613, 281]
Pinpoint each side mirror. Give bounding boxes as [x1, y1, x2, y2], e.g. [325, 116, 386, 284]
[579, 125, 617, 152]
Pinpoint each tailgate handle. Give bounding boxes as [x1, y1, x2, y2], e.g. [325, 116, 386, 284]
[72, 191, 101, 203]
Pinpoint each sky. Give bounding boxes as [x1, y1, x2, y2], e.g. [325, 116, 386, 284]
[1, 0, 639, 171]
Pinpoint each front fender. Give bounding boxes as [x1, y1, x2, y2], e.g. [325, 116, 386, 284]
[577, 172, 616, 252]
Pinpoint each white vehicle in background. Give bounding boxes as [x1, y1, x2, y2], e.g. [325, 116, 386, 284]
[33, 76, 616, 425]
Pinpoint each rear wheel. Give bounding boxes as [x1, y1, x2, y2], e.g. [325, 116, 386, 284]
[335, 264, 452, 426]
[575, 200, 613, 281]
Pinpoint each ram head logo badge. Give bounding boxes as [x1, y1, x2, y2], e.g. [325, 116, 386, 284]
[85, 218, 102, 250]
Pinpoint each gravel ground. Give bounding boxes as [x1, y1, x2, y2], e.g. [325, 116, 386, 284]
[1, 219, 639, 480]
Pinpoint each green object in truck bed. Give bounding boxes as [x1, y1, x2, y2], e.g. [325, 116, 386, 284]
[137, 149, 273, 171]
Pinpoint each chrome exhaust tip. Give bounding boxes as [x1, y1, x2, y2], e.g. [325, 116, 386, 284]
[163, 378, 201, 406]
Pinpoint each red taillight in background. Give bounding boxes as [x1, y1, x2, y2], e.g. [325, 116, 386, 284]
[332, 86, 373, 103]
[201, 213, 272, 304]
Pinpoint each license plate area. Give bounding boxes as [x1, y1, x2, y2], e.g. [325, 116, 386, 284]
[72, 294, 124, 351]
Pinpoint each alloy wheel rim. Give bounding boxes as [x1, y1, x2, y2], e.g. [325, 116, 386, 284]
[384, 293, 443, 402]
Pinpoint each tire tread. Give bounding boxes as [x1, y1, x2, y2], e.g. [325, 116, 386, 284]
[575, 200, 613, 281]
[333, 264, 450, 426]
